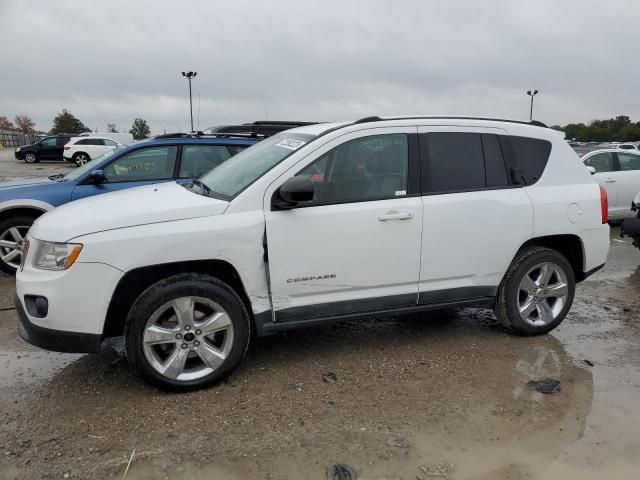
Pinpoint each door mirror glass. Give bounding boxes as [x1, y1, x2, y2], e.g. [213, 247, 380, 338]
[585, 166, 596, 175]
[272, 177, 315, 209]
[88, 169, 106, 184]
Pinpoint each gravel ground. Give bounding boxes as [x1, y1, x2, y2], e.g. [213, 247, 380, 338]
[0, 149, 73, 181]
[0, 149, 639, 479]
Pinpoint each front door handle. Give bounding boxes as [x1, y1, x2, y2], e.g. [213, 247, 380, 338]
[604, 179, 616, 183]
[378, 211, 413, 221]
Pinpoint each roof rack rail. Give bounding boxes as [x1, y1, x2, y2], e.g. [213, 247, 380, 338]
[154, 132, 194, 139]
[353, 116, 383, 124]
[250, 121, 317, 126]
[154, 131, 264, 140]
[350, 116, 549, 128]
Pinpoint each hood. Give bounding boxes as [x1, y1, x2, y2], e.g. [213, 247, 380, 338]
[0, 177, 53, 189]
[30, 182, 229, 242]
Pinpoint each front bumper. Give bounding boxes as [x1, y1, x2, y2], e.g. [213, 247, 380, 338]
[16, 260, 124, 352]
[14, 151, 24, 160]
[15, 291, 102, 353]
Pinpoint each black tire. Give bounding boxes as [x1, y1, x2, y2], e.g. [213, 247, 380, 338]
[23, 152, 38, 163]
[124, 273, 251, 392]
[495, 247, 575, 336]
[0, 214, 38, 275]
[72, 152, 90, 166]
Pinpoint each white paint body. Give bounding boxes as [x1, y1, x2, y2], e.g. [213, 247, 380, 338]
[63, 136, 122, 162]
[581, 149, 640, 219]
[17, 118, 610, 338]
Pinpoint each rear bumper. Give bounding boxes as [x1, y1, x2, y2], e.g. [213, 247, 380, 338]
[15, 291, 102, 353]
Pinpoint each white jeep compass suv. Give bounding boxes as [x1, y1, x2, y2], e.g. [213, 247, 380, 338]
[15, 116, 610, 391]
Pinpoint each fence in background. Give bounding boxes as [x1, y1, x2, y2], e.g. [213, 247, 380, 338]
[0, 130, 38, 149]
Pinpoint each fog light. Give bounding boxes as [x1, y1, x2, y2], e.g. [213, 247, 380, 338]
[25, 295, 48, 318]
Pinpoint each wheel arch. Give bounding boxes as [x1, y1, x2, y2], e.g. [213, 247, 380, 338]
[516, 234, 586, 281]
[0, 202, 51, 223]
[102, 259, 253, 339]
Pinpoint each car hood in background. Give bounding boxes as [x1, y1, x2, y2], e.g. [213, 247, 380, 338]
[30, 182, 229, 242]
[0, 177, 54, 189]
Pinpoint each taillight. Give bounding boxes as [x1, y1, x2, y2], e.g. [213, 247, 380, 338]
[599, 185, 608, 224]
[63, 146, 70, 150]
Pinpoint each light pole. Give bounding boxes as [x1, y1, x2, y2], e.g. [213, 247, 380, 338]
[181, 71, 198, 132]
[526, 89, 539, 121]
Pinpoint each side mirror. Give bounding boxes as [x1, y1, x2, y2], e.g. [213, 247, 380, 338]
[272, 177, 314, 210]
[88, 169, 106, 184]
[585, 166, 596, 175]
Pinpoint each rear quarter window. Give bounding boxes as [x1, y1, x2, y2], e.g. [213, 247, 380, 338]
[510, 136, 552, 185]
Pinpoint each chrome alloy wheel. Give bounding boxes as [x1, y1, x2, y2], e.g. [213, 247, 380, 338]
[24, 153, 36, 163]
[142, 296, 234, 381]
[0, 225, 29, 269]
[517, 262, 569, 327]
[75, 154, 89, 165]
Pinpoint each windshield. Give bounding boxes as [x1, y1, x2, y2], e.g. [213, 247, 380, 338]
[63, 150, 118, 180]
[199, 132, 315, 198]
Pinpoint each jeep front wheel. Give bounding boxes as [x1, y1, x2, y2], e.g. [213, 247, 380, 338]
[125, 274, 250, 392]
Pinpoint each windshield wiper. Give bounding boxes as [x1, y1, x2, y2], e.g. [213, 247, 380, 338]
[191, 178, 212, 196]
[48, 173, 65, 181]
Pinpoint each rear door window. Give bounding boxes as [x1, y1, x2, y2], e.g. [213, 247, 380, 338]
[421, 132, 486, 193]
[617, 153, 640, 171]
[179, 145, 234, 178]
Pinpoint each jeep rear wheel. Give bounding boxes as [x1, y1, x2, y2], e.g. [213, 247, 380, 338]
[495, 247, 575, 336]
[125, 274, 250, 392]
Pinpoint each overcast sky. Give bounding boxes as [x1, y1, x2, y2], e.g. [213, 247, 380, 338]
[1, 0, 638, 134]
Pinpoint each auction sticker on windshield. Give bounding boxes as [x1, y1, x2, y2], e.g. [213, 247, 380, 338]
[276, 139, 306, 150]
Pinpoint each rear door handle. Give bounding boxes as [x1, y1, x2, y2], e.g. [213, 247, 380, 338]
[604, 179, 616, 183]
[378, 211, 413, 221]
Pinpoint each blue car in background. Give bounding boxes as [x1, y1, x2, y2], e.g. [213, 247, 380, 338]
[0, 134, 258, 273]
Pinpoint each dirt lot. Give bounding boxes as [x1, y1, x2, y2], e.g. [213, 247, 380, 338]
[0, 149, 72, 181]
[0, 150, 639, 479]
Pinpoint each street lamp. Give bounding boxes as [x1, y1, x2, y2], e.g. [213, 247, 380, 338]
[526, 89, 539, 121]
[181, 71, 198, 132]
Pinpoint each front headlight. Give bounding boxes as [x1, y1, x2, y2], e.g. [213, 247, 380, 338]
[33, 241, 83, 270]
[15, 147, 21, 152]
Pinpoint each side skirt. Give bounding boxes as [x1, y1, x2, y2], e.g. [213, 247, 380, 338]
[254, 289, 496, 337]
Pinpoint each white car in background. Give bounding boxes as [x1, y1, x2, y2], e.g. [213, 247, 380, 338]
[63, 137, 123, 166]
[615, 143, 639, 150]
[582, 149, 640, 219]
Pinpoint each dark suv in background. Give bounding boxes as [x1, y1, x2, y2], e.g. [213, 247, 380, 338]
[14, 135, 75, 163]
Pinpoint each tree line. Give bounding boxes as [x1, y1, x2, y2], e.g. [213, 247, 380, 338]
[551, 116, 640, 142]
[0, 110, 151, 140]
